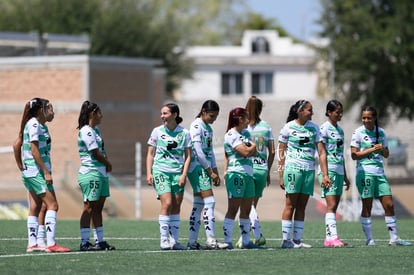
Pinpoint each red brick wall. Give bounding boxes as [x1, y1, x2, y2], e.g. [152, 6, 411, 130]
[0, 56, 165, 185]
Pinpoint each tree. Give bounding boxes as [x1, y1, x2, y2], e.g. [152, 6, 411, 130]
[0, 0, 244, 95]
[317, 0, 414, 122]
[227, 11, 291, 45]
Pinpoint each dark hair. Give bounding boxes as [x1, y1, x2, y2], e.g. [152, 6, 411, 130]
[164, 103, 183, 124]
[18, 97, 49, 138]
[77, 100, 100, 129]
[286, 99, 309, 122]
[361, 106, 379, 143]
[245, 96, 262, 124]
[196, 100, 220, 118]
[325, 99, 343, 116]
[226, 107, 247, 131]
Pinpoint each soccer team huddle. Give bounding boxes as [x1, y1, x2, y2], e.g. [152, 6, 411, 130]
[15, 96, 411, 253]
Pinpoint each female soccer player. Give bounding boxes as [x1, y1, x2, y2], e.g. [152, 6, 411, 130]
[146, 103, 191, 250]
[350, 106, 411, 246]
[13, 100, 56, 251]
[16, 98, 70, 253]
[187, 100, 228, 250]
[278, 100, 331, 249]
[222, 107, 260, 249]
[236, 96, 275, 247]
[318, 100, 350, 247]
[77, 101, 115, 251]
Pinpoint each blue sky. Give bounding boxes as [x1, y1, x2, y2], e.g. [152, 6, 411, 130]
[245, 0, 322, 41]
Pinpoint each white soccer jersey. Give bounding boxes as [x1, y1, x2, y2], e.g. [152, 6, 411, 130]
[247, 120, 274, 171]
[188, 118, 215, 172]
[350, 125, 388, 175]
[147, 125, 192, 173]
[22, 117, 51, 177]
[78, 125, 107, 176]
[224, 128, 253, 176]
[278, 120, 322, 171]
[319, 121, 345, 175]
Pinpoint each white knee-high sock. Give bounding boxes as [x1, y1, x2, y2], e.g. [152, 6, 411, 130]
[293, 220, 305, 242]
[385, 216, 398, 241]
[95, 226, 104, 243]
[159, 215, 170, 243]
[281, 220, 292, 241]
[188, 196, 203, 244]
[37, 225, 46, 247]
[223, 218, 234, 244]
[361, 216, 373, 241]
[45, 210, 57, 247]
[203, 196, 216, 241]
[27, 216, 38, 247]
[239, 218, 251, 246]
[325, 212, 338, 240]
[249, 205, 262, 239]
[80, 227, 91, 245]
[169, 214, 181, 244]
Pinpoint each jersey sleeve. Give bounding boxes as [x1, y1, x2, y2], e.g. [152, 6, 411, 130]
[80, 126, 98, 151]
[147, 128, 158, 147]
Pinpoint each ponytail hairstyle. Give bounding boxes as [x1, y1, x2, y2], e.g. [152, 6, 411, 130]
[164, 103, 183, 125]
[286, 99, 309, 122]
[196, 100, 220, 118]
[77, 100, 100, 129]
[325, 99, 343, 116]
[226, 107, 247, 131]
[18, 97, 49, 138]
[245, 96, 262, 124]
[361, 106, 379, 143]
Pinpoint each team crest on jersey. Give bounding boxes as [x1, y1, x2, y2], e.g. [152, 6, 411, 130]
[288, 182, 295, 191]
[176, 133, 185, 141]
[236, 188, 241, 194]
[202, 177, 209, 186]
[159, 183, 165, 191]
[91, 189, 97, 199]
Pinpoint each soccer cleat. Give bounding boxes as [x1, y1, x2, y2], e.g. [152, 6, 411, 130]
[80, 241, 98, 251]
[94, 241, 115, 250]
[225, 242, 234, 250]
[45, 243, 71, 253]
[241, 241, 264, 249]
[281, 240, 299, 249]
[366, 239, 376, 246]
[26, 244, 46, 252]
[254, 235, 266, 246]
[293, 240, 312, 248]
[187, 241, 203, 250]
[171, 243, 188, 250]
[205, 239, 229, 250]
[160, 239, 171, 250]
[389, 238, 412, 246]
[235, 238, 242, 249]
[324, 237, 345, 247]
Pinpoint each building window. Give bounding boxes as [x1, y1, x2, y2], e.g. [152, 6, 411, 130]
[221, 73, 243, 95]
[252, 73, 273, 94]
[252, 37, 270, 54]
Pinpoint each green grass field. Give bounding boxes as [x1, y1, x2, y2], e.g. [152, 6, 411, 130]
[1, 219, 413, 274]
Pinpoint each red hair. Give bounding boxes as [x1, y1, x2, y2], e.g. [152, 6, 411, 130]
[226, 107, 247, 131]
